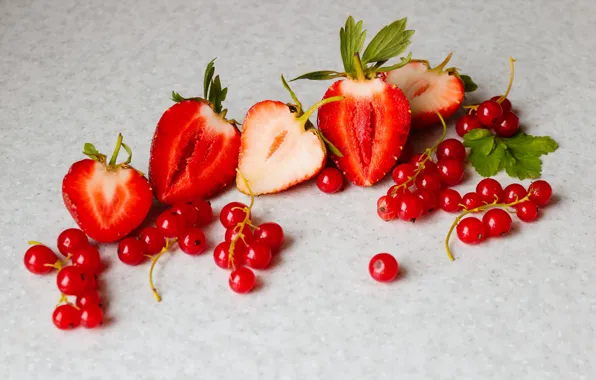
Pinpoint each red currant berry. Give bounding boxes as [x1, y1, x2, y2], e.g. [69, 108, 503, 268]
[57, 228, 89, 256]
[476, 178, 504, 203]
[117, 237, 146, 266]
[316, 167, 344, 193]
[85, 272, 98, 290]
[414, 170, 442, 192]
[189, 199, 213, 226]
[170, 203, 199, 227]
[80, 304, 103, 328]
[397, 193, 425, 222]
[482, 208, 512, 237]
[477, 100, 503, 127]
[220, 202, 250, 229]
[56, 266, 90, 296]
[52, 304, 81, 330]
[253, 222, 284, 252]
[528, 180, 552, 207]
[494, 112, 519, 137]
[244, 242, 272, 269]
[456, 217, 486, 244]
[415, 189, 439, 214]
[24, 245, 57, 275]
[392, 163, 416, 185]
[76, 289, 101, 308]
[436, 158, 465, 186]
[225, 224, 254, 243]
[410, 154, 438, 174]
[229, 267, 256, 294]
[156, 210, 186, 238]
[179, 228, 207, 255]
[387, 185, 410, 199]
[439, 189, 462, 212]
[72, 245, 102, 274]
[436, 138, 466, 162]
[516, 201, 539, 222]
[377, 195, 399, 221]
[368, 253, 399, 283]
[462, 192, 483, 211]
[139, 227, 166, 255]
[456, 114, 483, 137]
[503, 183, 527, 204]
[213, 241, 243, 269]
[490, 96, 512, 114]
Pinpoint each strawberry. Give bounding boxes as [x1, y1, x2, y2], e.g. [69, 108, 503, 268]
[236, 76, 343, 195]
[149, 59, 241, 204]
[293, 17, 414, 186]
[62, 134, 152, 243]
[383, 52, 477, 128]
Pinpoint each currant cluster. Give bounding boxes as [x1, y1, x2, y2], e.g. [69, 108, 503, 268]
[24, 228, 104, 330]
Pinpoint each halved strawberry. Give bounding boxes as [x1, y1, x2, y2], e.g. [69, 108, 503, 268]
[383, 53, 476, 128]
[149, 59, 241, 204]
[62, 134, 152, 243]
[236, 76, 343, 195]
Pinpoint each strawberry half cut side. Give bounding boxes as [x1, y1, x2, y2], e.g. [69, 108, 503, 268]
[62, 134, 153, 243]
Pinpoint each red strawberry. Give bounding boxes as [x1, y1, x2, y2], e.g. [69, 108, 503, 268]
[236, 76, 343, 195]
[149, 59, 241, 204]
[62, 134, 152, 243]
[293, 16, 414, 186]
[383, 52, 476, 128]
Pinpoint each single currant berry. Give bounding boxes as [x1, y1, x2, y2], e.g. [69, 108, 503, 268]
[392, 163, 416, 185]
[397, 193, 425, 222]
[476, 178, 504, 203]
[456, 217, 486, 244]
[170, 202, 200, 228]
[415, 189, 439, 214]
[189, 199, 213, 226]
[79, 304, 104, 328]
[117, 237, 146, 266]
[213, 241, 243, 269]
[456, 114, 483, 137]
[476, 100, 504, 127]
[368, 253, 399, 283]
[57, 228, 89, 256]
[410, 154, 438, 174]
[377, 195, 399, 221]
[220, 202, 250, 229]
[71, 245, 102, 274]
[244, 242, 273, 270]
[85, 272, 98, 290]
[56, 266, 91, 296]
[436, 158, 465, 186]
[253, 222, 284, 252]
[439, 189, 461, 213]
[52, 304, 81, 330]
[316, 167, 344, 194]
[229, 267, 256, 294]
[528, 180, 552, 207]
[503, 183, 527, 204]
[516, 201, 539, 222]
[482, 208, 513, 237]
[179, 228, 207, 255]
[76, 289, 101, 308]
[490, 96, 512, 114]
[156, 210, 187, 238]
[139, 227, 166, 255]
[24, 244, 58, 275]
[462, 192, 483, 211]
[436, 138, 466, 162]
[387, 185, 410, 199]
[414, 170, 442, 192]
[225, 224, 254, 243]
[494, 112, 519, 137]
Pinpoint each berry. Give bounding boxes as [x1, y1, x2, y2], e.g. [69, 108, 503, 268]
[415, 189, 439, 214]
[52, 304, 81, 330]
[392, 163, 416, 185]
[387, 185, 410, 199]
[482, 209, 512, 237]
[476, 100, 503, 127]
[456, 114, 483, 137]
[76, 289, 101, 308]
[57, 228, 89, 256]
[490, 96, 512, 114]
[179, 228, 207, 255]
[229, 267, 256, 294]
[253, 222, 284, 252]
[516, 201, 538, 222]
[436, 158, 465, 186]
[456, 217, 486, 244]
[80, 304, 103, 328]
[24, 245, 57, 275]
[476, 178, 504, 203]
[220, 202, 250, 229]
[377, 195, 399, 221]
[414, 170, 442, 192]
[139, 227, 166, 255]
[439, 188, 462, 212]
[86, 273, 98, 290]
[503, 183, 527, 204]
[528, 180, 552, 207]
[316, 167, 344, 193]
[225, 224, 254, 244]
[189, 199, 213, 226]
[170, 203, 199, 228]
[462, 192, 483, 211]
[397, 193, 424, 222]
[56, 266, 90, 296]
[244, 242, 272, 269]
[117, 237, 146, 266]
[368, 253, 399, 283]
[436, 138, 466, 162]
[213, 241, 242, 269]
[494, 112, 519, 137]
[71, 245, 102, 274]
[410, 154, 438, 173]
[156, 210, 186, 238]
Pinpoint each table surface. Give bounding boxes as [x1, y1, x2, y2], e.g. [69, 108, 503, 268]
[1, 0, 595, 379]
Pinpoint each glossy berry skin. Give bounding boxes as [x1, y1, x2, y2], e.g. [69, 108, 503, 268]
[410, 154, 438, 174]
[76, 289, 101, 308]
[462, 192, 483, 211]
[56, 266, 90, 296]
[190, 199, 213, 226]
[528, 180, 552, 207]
[387, 185, 410, 199]
[170, 203, 199, 228]
[377, 195, 399, 221]
[516, 201, 539, 222]
[477, 100, 503, 127]
[244, 242, 272, 269]
[503, 183, 527, 204]
[179, 228, 207, 255]
[57, 228, 89, 256]
[456, 114, 483, 137]
[414, 170, 442, 192]
[139, 227, 166, 255]
[392, 163, 416, 185]
[490, 96, 512, 114]
[415, 189, 439, 214]
[436, 139, 466, 162]
[225, 224, 254, 244]
[253, 222, 284, 252]
[456, 217, 486, 244]
[436, 158, 465, 186]
[476, 178, 504, 203]
[494, 112, 519, 137]
[220, 202, 249, 229]
[482, 208, 513, 237]
[72, 245, 102, 274]
[117, 237, 146, 266]
[397, 193, 425, 222]
[316, 167, 344, 194]
[24, 245, 57, 275]
[80, 304, 103, 328]
[213, 241, 243, 269]
[52, 304, 81, 330]
[368, 253, 399, 283]
[156, 210, 186, 238]
[229, 267, 256, 294]
[439, 189, 462, 212]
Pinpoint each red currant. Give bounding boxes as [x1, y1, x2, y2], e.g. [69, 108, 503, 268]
[189, 199, 213, 226]
[156, 210, 186, 238]
[220, 202, 250, 229]
[414, 170, 442, 192]
[76, 289, 101, 308]
[57, 228, 89, 256]
[490, 96, 512, 114]
[56, 266, 90, 296]
[213, 241, 242, 269]
[72, 245, 102, 274]
[245, 242, 272, 269]
[52, 304, 81, 330]
[456, 217, 486, 244]
[415, 189, 439, 214]
[316, 167, 344, 193]
[179, 228, 207, 255]
[387, 185, 410, 199]
[477, 100, 503, 127]
[528, 180, 552, 207]
[436, 158, 465, 186]
[392, 163, 416, 185]
[397, 193, 424, 222]
[439, 189, 462, 212]
[494, 112, 519, 137]
[482, 208, 512, 237]
[80, 304, 103, 328]
[24, 245, 57, 275]
[377, 195, 399, 221]
[170, 203, 199, 227]
[368, 253, 399, 283]
[516, 201, 538, 222]
[436, 138, 466, 162]
[86, 272, 98, 290]
[503, 183, 527, 204]
[229, 267, 256, 293]
[456, 114, 483, 137]
[462, 192, 483, 211]
[139, 227, 166, 255]
[253, 222, 284, 252]
[410, 154, 438, 174]
[225, 224, 253, 242]
[476, 178, 504, 203]
[117, 237, 146, 266]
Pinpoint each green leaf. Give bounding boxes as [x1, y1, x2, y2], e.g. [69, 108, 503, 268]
[361, 18, 414, 64]
[203, 58, 216, 99]
[463, 128, 493, 142]
[291, 70, 346, 81]
[503, 133, 558, 156]
[467, 139, 505, 177]
[340, 16, 366, 75]
[504, 153, 542, 180]
[375, 53, 412, 72]
[460, 74, 478, 92]
[171, 91, 185, 103]
[280, 74, 303, 114]
[83, 143, 99, 156]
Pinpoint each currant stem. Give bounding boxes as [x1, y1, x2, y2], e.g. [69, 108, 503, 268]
[497, 57, 516, 104]
[108, 133, 124, 166]
[296, 96, 344, 127]
[44, 254, 71, 270]
[228, 170, 255, 268]
[28, 240, 42, 245]
[353, 53, 366, 81]
[148, 238, 176, 302]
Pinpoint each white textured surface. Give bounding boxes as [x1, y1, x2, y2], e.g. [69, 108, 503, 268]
[1, 0, 595, 379]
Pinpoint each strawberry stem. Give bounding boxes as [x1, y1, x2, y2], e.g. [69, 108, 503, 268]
[281, 75, 303, 115]
[497, 56, 516, 103]
[296, 96, 344, 127]
[108, 133, 123, 166]
[431, 52, 453, 72]
[353, 53, 366, 80]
